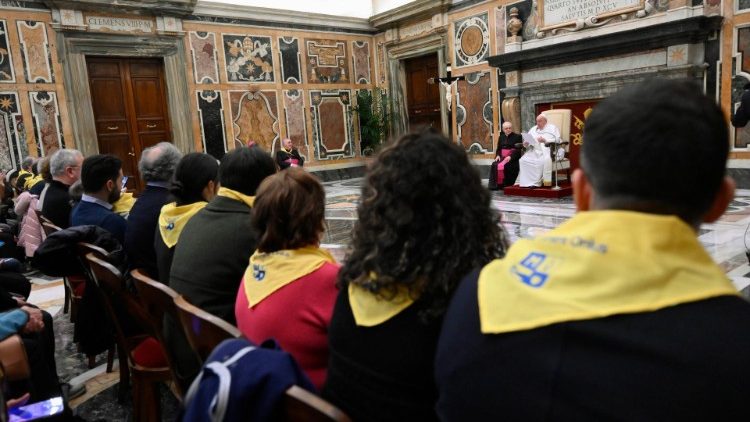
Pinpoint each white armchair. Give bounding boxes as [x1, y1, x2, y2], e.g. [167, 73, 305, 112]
[541, 109, 572, 184]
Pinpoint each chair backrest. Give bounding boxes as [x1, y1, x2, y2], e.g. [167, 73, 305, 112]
[40, 221, 61, 237]
[173, 295, 242, 363]
[86, 253, 155, 368]
[283, 386, 351, 422]
[542, 109, 572, 153]
[131, 270, 190, 396]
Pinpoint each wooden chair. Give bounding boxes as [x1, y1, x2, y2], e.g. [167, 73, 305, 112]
[173, 295, 242, 363]
[283, 385, 351, 422]
[130, 269, 189, 398]
[86, 253, 171, 422]
[75, 243, 118, 376]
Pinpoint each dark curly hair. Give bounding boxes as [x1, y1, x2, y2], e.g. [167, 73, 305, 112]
[339, 129, 509, 320]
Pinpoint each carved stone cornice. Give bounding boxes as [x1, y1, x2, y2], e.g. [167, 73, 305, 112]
[488, 15, 722, 72]
[370, 0, 451, 29]
[43, 0, 197, 16]
[191, 1, 375, 33]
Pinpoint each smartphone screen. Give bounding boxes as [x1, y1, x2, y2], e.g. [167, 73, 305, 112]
[121, 176, 129, 192]
[8, 397, 64, 422]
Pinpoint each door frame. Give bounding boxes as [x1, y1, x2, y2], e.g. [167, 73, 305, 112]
[386, 32, 450, 138]
[55, 31, 193, 156]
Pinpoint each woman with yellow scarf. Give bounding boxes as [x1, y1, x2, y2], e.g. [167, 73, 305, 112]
[154, 153, 219, 284]
[235, 168, 338, 390]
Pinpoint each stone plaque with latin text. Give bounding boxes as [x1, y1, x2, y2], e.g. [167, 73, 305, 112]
[86, 15, 154, 34]
[540, 0, 643, 29]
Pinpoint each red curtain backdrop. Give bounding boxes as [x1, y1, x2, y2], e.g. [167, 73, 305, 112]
[536, 100, 600, 171]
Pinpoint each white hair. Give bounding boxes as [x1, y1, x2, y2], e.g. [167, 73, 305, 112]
[50, 149, 82, 177]
[536, 113, 548, 121]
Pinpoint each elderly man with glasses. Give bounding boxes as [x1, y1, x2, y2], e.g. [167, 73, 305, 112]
[41, 149, 83, 228]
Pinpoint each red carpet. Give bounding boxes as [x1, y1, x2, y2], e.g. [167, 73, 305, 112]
[502, 182, 573, 198]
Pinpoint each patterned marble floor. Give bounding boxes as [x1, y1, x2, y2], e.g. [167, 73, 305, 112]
[321, 178, 750, 295]
[25, 177, 750, 420]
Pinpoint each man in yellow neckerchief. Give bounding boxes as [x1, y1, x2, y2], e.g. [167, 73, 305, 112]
[435, 79, 750, 421]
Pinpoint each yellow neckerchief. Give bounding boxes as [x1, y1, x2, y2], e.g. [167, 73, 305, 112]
[112, 192, 136, 215]
[158, 201, 207, 247]
[243, 246, 335, 307]
[348, 275, 416, 327]
[24, 174, 42, 190]
[479, 211, 738, 334]
[217, 187, 254, 209]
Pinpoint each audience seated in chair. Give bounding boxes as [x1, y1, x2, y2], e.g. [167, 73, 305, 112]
[322, 130, 509, 422]
[125, 142, 182, 279]
[154, 153, 219, 285]
[41, 149, 82, 229]
[235, 168, 339, 390]
[435, 79, 750, 420]
[71, 155, 127, 243]
[168, 146, 276, 383]
[517, 113, 561, 187]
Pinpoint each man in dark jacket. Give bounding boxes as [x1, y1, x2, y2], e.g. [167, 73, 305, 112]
[41, 149, 82, 228]
[168, 146, 276, 381]
[70, 155, 127, 243]
[124, 142, 181, 277]
[436, 80, 750, 420]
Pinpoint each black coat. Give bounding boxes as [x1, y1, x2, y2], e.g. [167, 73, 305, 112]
[436, 269, 750, 420]
[40, 180, 72, 229]
[169, 196, 257, 324]
[276, 149, 304, 170]
[124, 185, 170, 278]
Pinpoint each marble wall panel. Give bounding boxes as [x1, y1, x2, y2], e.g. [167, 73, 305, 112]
[310, 89, 354, 159]
[352, 40, 371, 84]
[454, 12, 490, 68]
[189, 31, 220, 84]
[456, 72, 493, 153]
[17, 20, 54, 83]
[28, 91, 64, 156]
[0, 20, 16, 83]
[229, 90, 279, 151]
[279, 37, 302, 84]
[0, 92, 25, 169]
[196, 90, 227, 159]
[495, 7, 505, 55]
[305, 39, 350, 84]
[223, 34, 275, 83]
[283, 89, 308, 158]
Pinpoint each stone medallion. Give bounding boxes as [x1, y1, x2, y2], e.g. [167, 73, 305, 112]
[454, 13, 490, 67]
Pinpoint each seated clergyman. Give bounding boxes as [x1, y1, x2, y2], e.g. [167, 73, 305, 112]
[518, 113, 560, 187]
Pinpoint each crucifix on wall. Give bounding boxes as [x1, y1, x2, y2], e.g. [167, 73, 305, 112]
[428, 63, 465, 110]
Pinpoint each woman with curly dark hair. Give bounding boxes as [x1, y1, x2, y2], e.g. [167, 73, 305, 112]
[323, 130, 510, 421]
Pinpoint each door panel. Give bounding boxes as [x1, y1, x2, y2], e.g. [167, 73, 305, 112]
[87, 57, 172, 193]
[405, 54, 441, 131]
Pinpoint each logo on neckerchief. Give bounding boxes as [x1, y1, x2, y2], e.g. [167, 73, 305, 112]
[511, 252, 551, 288]
[252, 264, 266, 281]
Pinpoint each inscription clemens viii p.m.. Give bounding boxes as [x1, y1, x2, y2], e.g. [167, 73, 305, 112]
[541, 0, 642, 27]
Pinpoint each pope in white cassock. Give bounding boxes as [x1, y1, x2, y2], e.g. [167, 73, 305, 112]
[518, 113, 561, 187]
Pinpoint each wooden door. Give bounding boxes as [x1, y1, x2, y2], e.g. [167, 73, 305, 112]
[405, 54, 441, 131]
[87, 57, 171, 192]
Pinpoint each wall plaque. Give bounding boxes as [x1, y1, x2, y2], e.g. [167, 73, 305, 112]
[540, 0, 643, 30]
[86, 15, 154, 34]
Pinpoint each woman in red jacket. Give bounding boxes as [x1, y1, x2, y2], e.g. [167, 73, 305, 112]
[235, 168, 339, 390]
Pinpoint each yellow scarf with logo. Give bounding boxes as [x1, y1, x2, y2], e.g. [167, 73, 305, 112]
[113, 192, 136, 215]
[217, 187, 254, 208]
[348, 282, 415, 327]
[243, 246, 335, 307]
[479, 211, 738, 334]
[158, 201, 207, 247]
[24, 174, 42, 190]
